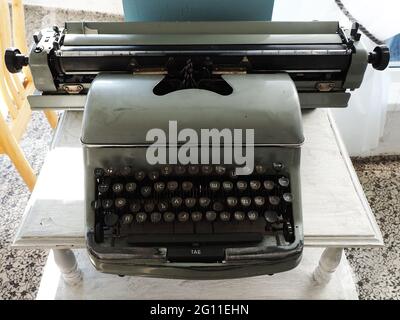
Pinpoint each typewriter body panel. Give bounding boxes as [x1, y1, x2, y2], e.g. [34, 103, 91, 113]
[81, 73, 303, 278]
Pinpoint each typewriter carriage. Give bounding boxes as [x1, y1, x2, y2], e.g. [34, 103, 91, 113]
[8, 21, 387, 110]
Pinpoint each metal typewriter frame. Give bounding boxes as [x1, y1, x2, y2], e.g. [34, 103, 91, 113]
[25, 21, 379, 111]
[85, 150, 303, 279]
[81, 73, 304, 279]
[5, 20, 388, 279]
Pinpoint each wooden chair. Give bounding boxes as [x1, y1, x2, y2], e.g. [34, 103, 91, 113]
[0, 0, 58, 191]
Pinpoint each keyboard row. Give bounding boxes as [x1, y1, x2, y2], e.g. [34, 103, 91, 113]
[97, 178, 290, 195]
[93, 194, 293, 212]
[94, 163, 286, 179]
[101, 209, 285, 227]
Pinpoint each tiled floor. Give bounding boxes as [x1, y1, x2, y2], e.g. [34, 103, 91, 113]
[21, 0, 122, 14]
[346, 157, 400, 300]
[0, 112, 51, 299]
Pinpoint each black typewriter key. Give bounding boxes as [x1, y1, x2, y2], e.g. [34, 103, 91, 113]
[94, 168, 104, 178]
[167, 181, 178, 192]
[102, 199, 113, 209]
[269, 196, 281, 206]
[154, 182, 165, 193]
[150, 212, 162, 223]
[212, 201, 224, 212]
[229, 170, 238, 179]
[278, 177, 290, 187]
[255, 165, 266, 174]
[112, 183, 124, 193]
[120, 166, 132, 176]
[140, 186, 152, 197]
[144, 201, 155, 213]
[188, 165, 199, 175]
[163, 212, 175, 223]
[273, 162, 284, 171]
[115, 198, 127, 208]
[191, 211, 203, 222]
[178, 211, 190, 222]
[206, 211, 217, 222]
[182, 181, 193, 192]
[136, 212, 147, 223]
[283, 221, 294, 242]
[135, 171, 146, 181]
[171, 197, 183, 208]
[161, 165, 173, 176]
[240, 197, 252, 207]
[264, 211, 279, 223]
[247, 211, 259, 221]
[105, 167, 116, 176]
[220, 211, 231, 222]
[125, 182, 137, 193]
[97, 181, 109, 193]
[227, 197, 238, 207]
[263, 180, 275, 191]
[254, 196, 265, 206]
[175, 165, 186, 175]
[199, 197, 211, 208]
[237, 181, 247, 191]
[201, 165, 213, 175]
[215, 165, 226, 175]
[149, 171, 159, 181]
[250, 180, 261, 190]
[209, 181, 220, 191]
[158, 201, 168, 212]
[234, 211, 245, 221]
[185, 197, 196, 208]
[121, 213, 133, 225]
[283, 193, 293, 202]
[91, 200, 101, 210]
[104, 211, 119, 227]
[130, 200, 141, 213]
[222, 181, 234, 192]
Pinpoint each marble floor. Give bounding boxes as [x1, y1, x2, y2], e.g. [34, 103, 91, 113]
[347, 156, 400, 299]
[0, 5, 399, 300]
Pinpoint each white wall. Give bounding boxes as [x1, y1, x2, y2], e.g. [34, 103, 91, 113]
[273, 0, 396, 156]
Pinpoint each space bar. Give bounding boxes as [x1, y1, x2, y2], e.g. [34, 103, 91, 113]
[127, 233, 263, 245]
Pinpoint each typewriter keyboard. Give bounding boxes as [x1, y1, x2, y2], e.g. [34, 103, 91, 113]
[92, 165, 295, 248]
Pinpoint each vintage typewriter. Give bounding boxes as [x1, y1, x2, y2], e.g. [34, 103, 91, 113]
[5, 21, 388, 279]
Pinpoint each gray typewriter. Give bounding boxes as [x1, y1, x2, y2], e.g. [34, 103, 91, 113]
[5, 21, 389, 279]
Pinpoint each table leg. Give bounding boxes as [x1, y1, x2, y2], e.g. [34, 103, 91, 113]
[53, 249, 82, 286]
[312, 248, 343, 285]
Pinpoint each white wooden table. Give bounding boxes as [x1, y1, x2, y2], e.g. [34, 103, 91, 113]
[13, 109, 383, 299]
